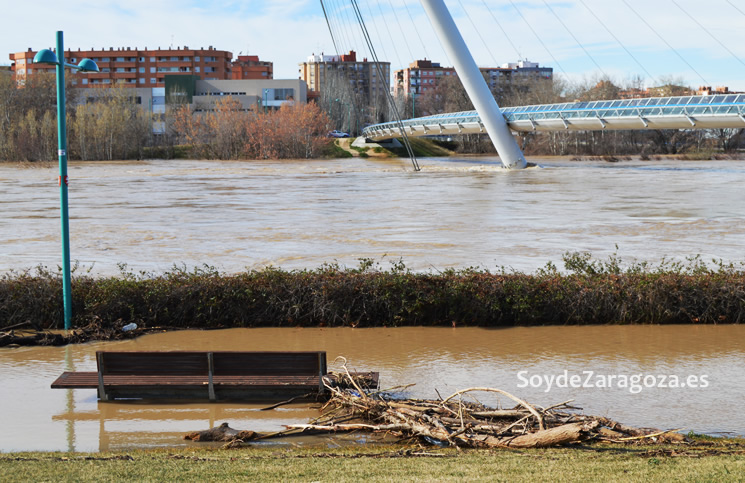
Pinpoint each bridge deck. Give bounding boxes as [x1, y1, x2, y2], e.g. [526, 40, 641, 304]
[363, 94, 745, 139]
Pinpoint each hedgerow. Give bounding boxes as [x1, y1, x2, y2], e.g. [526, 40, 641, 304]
[1, 254, 743, 330]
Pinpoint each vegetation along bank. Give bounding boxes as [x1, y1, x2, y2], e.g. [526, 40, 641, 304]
[1, 254, 743, 343]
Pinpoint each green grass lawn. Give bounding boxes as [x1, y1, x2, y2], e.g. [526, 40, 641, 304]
[2, 441, 744, 482]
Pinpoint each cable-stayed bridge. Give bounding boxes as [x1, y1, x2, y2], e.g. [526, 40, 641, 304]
[362, 93, 745, 141]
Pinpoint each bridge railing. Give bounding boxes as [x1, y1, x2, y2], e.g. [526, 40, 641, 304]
[362, 94, 745, 138]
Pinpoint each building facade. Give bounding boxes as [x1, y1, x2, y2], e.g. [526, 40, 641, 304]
[231, 55, 273, 80]
[9, 46, 233, 88]
[394, 59, 553, 98]
[76, 77, 307, 134]
[299, 50, 390, 101]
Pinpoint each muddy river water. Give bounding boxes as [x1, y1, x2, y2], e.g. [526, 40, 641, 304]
[1, 326, 744, 452]
[1, 157, 745, 451]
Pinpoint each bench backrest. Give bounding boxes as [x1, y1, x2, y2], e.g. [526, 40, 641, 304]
[96, 351, 327, 377]
[212, 352, 326, 376]
[97, 352, 209, 376]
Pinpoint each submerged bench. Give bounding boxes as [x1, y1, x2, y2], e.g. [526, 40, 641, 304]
[52, 351, 334, 401]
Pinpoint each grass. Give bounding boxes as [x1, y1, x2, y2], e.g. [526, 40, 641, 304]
[2, 441, 744, 482]
[322, 140, 354, 158]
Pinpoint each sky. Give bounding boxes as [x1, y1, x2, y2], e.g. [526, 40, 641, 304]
[3, 0, 745, 92]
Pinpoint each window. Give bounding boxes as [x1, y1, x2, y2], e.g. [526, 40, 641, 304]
[139, 57, 145, 62]
[195, 66, 200, 73]
[170, 56, 178, 61]
[116, 68, 125, 72]
[150, 57, 156, 62]
[82, 78, 88, 84]
[116, 57, 125, 62]
[273, 88, 294, 101]
[139, 78, 145, 84]
[195, 56, 200, 62]
[139, 67, 145, 73]
[102, 57, 110, 62]
[150, 78, 156, 83]
[182, 56, 191, 61]
[150, 67, 156, 73]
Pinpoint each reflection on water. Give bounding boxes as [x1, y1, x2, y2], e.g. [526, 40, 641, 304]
[1, 326, 744, 452]
[2, 158, 745, 275]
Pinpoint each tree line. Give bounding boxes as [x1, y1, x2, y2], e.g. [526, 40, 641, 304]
[2, 70, 743, 162]
[0, 72, 333, 162]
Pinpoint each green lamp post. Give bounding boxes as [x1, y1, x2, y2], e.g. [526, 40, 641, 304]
[33, 31, 99, 330]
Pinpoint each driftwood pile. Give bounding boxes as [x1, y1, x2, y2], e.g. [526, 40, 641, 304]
[185, 372, 688, 449]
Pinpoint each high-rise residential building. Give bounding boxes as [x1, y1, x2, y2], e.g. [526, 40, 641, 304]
[394, 59, 553, 98]
[9, 46, 233, 88]
[298, 50, 390, 102]
[231, 55, 273, 80]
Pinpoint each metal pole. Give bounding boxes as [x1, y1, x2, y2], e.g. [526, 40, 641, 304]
[55, 31, 73, 330]
[419, 0, 527, 169]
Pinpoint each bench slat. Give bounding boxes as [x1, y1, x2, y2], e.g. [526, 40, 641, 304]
[51, 351, 350, 400]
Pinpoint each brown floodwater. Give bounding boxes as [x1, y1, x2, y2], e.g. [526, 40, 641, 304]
[2, 157, 745, 274]
[1, 325, 743, 452]
[2, 157, 745, 452]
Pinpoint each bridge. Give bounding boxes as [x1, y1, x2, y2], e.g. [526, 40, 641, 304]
[363, 93, 745, 141]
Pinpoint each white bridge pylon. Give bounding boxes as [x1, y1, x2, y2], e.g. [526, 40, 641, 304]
[419, 0, 527, 170]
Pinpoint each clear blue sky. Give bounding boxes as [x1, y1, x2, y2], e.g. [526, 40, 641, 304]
[2, 0, 744, 92]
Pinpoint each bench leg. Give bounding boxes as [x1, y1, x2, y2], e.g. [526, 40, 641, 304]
[207, 352, 216, 402]
[96, 352, 109, 401]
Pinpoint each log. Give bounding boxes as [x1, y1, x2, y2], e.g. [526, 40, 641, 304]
[474, 421, 599, 448]
[441, 388, 545, 430]
[183, 422, 258, 442]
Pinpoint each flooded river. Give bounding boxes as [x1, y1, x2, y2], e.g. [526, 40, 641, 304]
[1, 326, 744, 452]
[2, 157, 745, 274]
[1, 156, 745, 452]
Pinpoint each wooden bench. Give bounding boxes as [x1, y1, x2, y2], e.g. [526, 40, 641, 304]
[51, 351, 330, 401]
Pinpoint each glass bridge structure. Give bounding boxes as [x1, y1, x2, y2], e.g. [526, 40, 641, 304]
[362, 94, 745, 140]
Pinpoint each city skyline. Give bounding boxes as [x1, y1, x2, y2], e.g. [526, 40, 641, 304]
[2, 0, 745, 92]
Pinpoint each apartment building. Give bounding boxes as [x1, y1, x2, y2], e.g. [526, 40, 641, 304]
[394, 59, 553, 97]
[9, 46, 232, 87]
[77, 76, 307, 134]
[299, 50, 390, 101]
[231, 55, 273, 80]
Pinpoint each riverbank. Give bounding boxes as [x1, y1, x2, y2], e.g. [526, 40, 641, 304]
[1, 254, 744, 341]
[2, 439, 744, 482]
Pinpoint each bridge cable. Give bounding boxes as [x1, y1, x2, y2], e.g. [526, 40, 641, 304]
[577, 0, 654, 81]
[319, 0, 341, 55]
[456, 0, 500, 67]
[672, 0, 745, 72]
[374, 0, 405, 70]
[480, 0, 523, 61]
[363, 1, 392, 70]
[540, 0, 609, 79]
[323, 0, 347, 55]
[620, 0, 709, 85]
[402, 0, 431, 60]
[507, 0, 568, 76]
[386, 0, 417, 63]
[333, 0, 359, 54]
[727, 0, 745, 17]
[350, 0, 421, 171]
